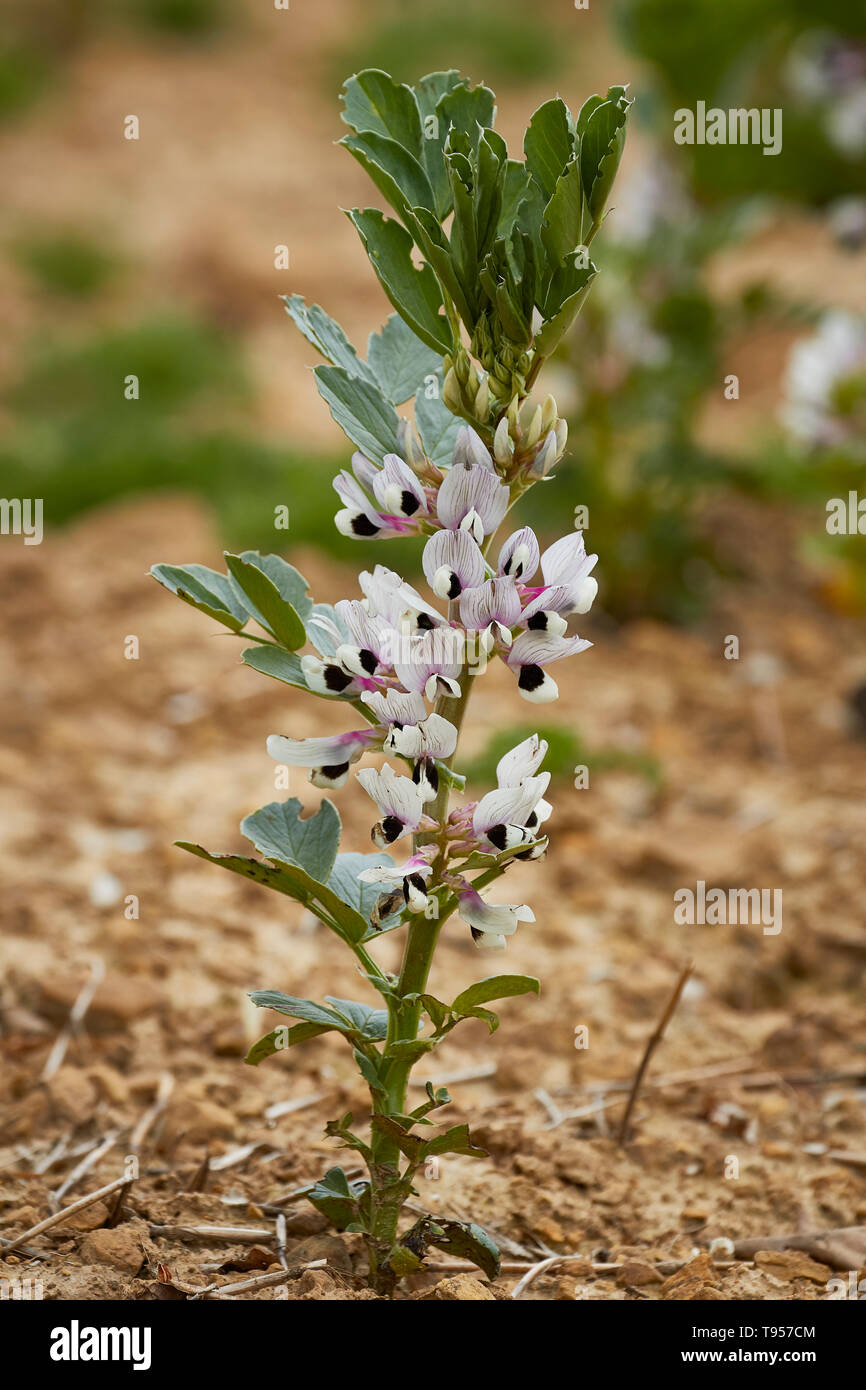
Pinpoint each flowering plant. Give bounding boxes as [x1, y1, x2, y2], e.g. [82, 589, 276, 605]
[152, 69, 630, 1294]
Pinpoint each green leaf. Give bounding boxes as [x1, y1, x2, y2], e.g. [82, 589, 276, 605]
[347, 209, 452, 356]
[384, 1037, 437, 1062]
[304, 1167, 361, 1231]
[389, 1246, 423, 1277]
[240, 645, 309, 694]
[371, 1115, 426, 1161]
[424, 1219, 501, 1280]
[579, 93, 631, 229]
[524, 98, 574, 201]
[314, 363, 401, 464]
[540, 159, 584, 269]
[424, 1123, 488, 1159]
[327, 852, 403, 936]
[341, 131, 436, 225]
[353, 1047, 387, 1095]
[534, 260, 596, 356]
[497, 160, 532, 238]
[150, 563, 248, 631]
[248, 990, 349, 1030]
[419, 993, 450, 1030]
[241, 797, 341, 883]
[225, 552, 306, 650]
[452, 974, 541, 1014]
[340, 69, 423, 155]
[325, 998, 389, 1041]
[413, 70, 465, 217]
[245, 1021, 332, 1065]
[414, 384, 462, 469]
[232, 552, 312, 619]
[175, 842, 371, 943]
[367, 314, 442, 405]
[282, 295, 377, 386]
[464, 1006, 500, 1033]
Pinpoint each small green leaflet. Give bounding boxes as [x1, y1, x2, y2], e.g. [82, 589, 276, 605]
[240, 797, 341, 884]
[150, 563, 248, 631]
[313, 364, 402, 465]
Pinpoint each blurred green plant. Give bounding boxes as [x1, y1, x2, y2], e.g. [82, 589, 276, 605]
[10, 230, 119, 298]
[329, 0, 560, 91]
[517, 185, 768, 622]
[616, 0, 866, 205]
[0, 42, 52, 121]
[0, 314, 378, 558]
[463, 722, 662, 791]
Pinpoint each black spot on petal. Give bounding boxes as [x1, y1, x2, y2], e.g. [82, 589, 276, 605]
[324, 665, 354, 692]
[518, 663, 544, 692]
[319, 762, 350, 782]
[400, 490, 420, 516]
[351, 514, 381, 537]
[487, 824, 508, 851]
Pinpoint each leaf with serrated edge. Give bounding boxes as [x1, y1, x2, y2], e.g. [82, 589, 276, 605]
[524, 98, 573, 201]
[282, 295, 378, 386]
[367, 314, 442, 405]
[341, 69, 423, 154]
[347, 209, 452, 355]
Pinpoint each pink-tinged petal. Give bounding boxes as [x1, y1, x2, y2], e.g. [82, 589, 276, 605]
[457, 888, 535, 937]
[436, 463, 509, 534]
[507, 631, 593, 668]
[372, 454, 427, 518]
[460, 576, 521, 630]
[422, 529, 485, 599]
[361, 689, 427, 725]
[351, 451, 379, 492]
[266, 731, 374, 768]
[498, 526, 540, 581]
[452, 426, 495, 471]
[540, 532, 598, 588]
[495, 733, 548, 787]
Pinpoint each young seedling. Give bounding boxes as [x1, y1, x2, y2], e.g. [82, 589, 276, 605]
[152, 69, 631, 1295]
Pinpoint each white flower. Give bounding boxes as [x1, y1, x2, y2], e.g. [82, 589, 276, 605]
[356, 762, 426, 846]
[457, 889, 535, 950]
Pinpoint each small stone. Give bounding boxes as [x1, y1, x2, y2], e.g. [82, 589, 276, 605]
[79, 1221, 150, 1275]
[422, 1274, 495, 1301]
[163, 1098, 236, 1145]
[753, 1250, 832, 1284]
[617, 1260, 664, 1287]
[661, 1253, 722, 1301]
[46, 1067, 97, 1121]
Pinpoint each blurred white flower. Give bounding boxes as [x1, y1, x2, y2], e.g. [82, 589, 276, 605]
[781, 311, 866, 448]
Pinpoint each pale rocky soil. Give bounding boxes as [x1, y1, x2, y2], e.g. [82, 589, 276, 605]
[0, 495, 864, 1300]
[1, 0, 865, 1302]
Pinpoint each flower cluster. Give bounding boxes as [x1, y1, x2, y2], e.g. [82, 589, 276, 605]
[267, 424, 597, 950]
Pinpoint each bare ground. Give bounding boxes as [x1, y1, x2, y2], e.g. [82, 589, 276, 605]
[1, 494, 864, 1300]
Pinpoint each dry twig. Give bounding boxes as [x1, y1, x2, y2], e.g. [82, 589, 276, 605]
[617, 960, 694, 1146]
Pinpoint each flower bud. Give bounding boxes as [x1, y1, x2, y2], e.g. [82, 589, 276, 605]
[541, 394, 558, 434]
[493, 415, 513, 465]
[443, 366, 463, 414]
